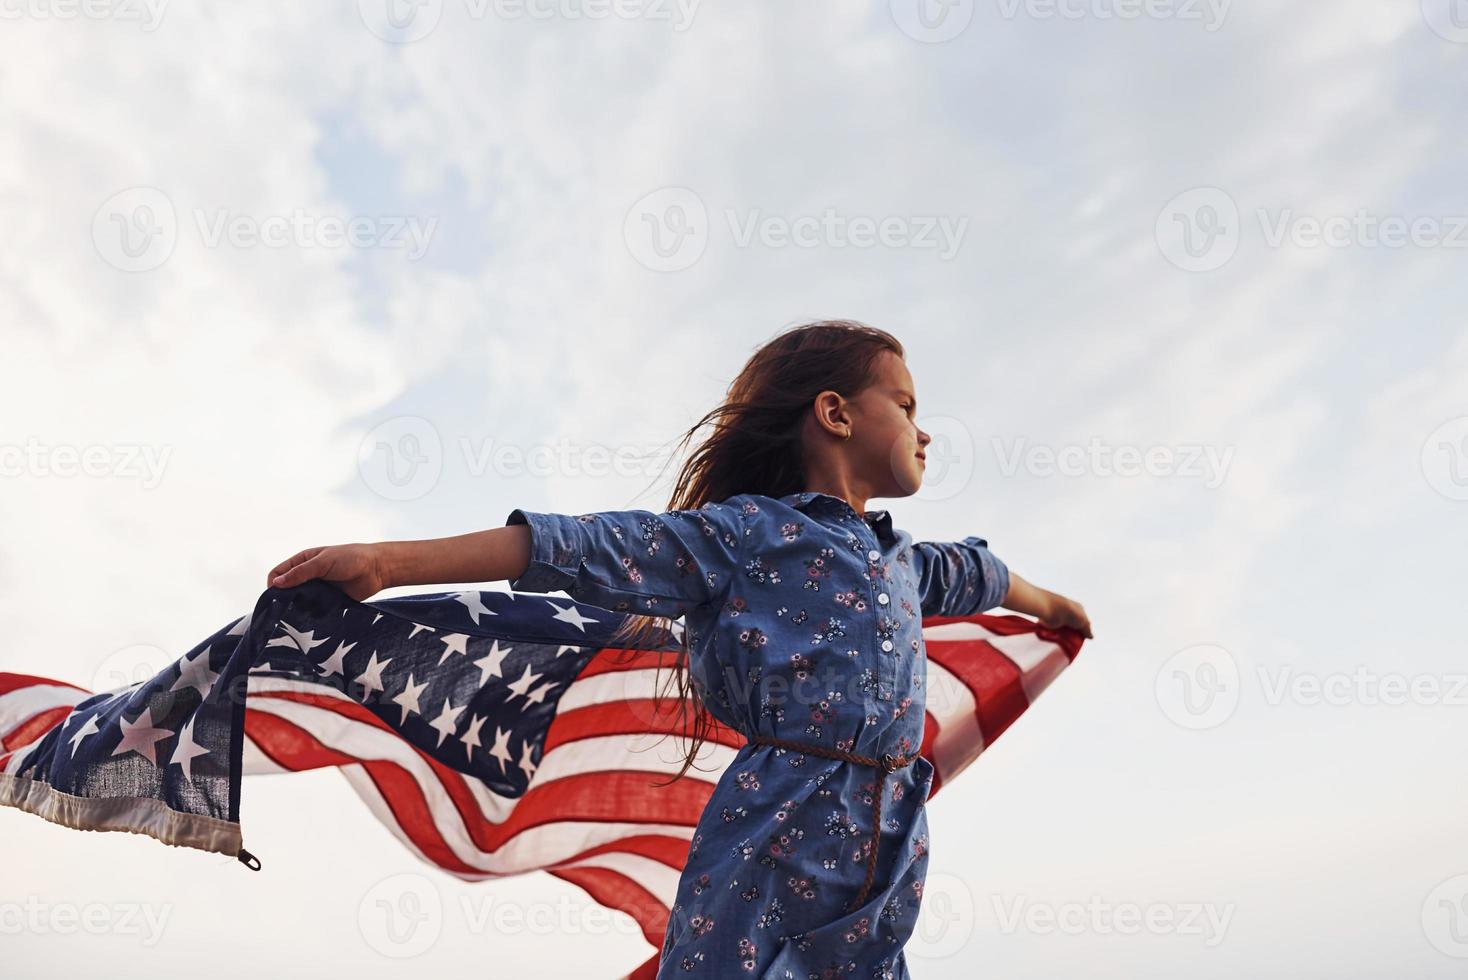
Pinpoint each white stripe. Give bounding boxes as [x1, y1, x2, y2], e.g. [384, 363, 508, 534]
[246, 675, 734, 797]
[554, 665, 674, 713]
[240, 733, 291, 775]
[922, 620, 1070, 703]
[0, 684, 88, 737]
[923, 656, 985, 783]
[244, 696, 703, 874]
[554, 850, 681, 907]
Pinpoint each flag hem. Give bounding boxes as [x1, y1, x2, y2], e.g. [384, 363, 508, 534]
[0, 772, 242, 857]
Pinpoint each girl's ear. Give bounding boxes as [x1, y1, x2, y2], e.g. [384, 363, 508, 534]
[811, 389, 852, 440]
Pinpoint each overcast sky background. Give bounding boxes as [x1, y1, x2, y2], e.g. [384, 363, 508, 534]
[2, 2, 1466, 977]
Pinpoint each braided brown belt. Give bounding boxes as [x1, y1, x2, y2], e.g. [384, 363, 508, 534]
[746, 733, 920, 913]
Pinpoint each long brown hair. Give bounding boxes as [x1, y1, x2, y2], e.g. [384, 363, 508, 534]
[607, 318, 905, 787]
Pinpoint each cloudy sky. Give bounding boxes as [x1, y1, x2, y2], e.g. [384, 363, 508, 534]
[2, 1, 1466, 976]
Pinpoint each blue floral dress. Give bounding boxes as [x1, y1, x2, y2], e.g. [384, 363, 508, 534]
[506, 490, 1009, 979]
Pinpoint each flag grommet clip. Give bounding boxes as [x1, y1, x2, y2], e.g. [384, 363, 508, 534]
[238, 847, 261, 871]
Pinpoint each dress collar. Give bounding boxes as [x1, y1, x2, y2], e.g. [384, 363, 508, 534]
[778, 490, 895, 542]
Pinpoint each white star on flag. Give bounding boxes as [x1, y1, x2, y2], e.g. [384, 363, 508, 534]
[473, 640, 513, 686]
[67, 713, 101, 758]
[505, 663, 544, 703]
[111, 706, 174, 766]
[316, 640, 357, 679]
[460, 712, 487, 762]
[427, 698, 466, 748]
[548, 601, 599, 632]
[353, 651, 393, 701]
[454, 591, 495, 624]
[487, 725, 514, 773]
[267, 621, 330, 657]
[436, 633, 471, 666]
[169, 646, 220, 699]
[391, 673, 428, 725]
[169, 715, 210, 782]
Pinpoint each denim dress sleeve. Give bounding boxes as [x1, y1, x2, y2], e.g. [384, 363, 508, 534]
[504, 501, 747, 618]
[910, 535, 1011, 617]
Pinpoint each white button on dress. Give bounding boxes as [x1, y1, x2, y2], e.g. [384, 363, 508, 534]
[877, 592, 889, 605]
[881, 639, 894, 652]
[867, 549, 880, 561]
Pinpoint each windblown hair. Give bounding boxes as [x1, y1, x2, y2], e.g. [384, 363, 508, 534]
[606, 319, 905, 787]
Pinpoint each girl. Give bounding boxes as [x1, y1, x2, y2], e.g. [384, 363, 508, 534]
[267, 319, 1091, 978]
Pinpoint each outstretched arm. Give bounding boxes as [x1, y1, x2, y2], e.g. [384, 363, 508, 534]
[1004, 570, 1093, 638]
[267, 526, 533, 601]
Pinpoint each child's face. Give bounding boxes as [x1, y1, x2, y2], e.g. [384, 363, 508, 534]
[847, 350, 932, 497]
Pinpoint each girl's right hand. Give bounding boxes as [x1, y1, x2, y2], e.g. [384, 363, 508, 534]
[1040, 594, 1093, 640]
[267, 543, 389, 602]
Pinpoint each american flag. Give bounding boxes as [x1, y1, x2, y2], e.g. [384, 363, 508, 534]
[0, 578, 1085, 978]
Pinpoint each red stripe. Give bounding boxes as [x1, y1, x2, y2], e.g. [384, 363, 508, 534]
[549, 865, 670, 965]
[246, 695, 715, 857]
[1, 706, 74, 753]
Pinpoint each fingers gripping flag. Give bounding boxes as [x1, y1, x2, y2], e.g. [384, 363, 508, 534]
[0, 579, 1086, 979]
